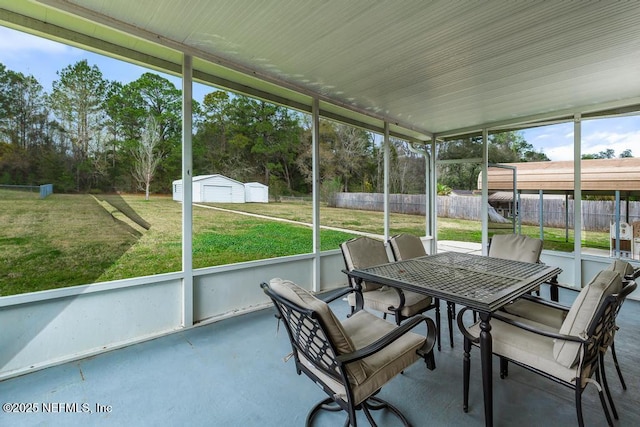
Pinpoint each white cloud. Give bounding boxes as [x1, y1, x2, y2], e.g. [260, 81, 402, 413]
[545, 144, 575, 161]
[0, 27, 78, 57]
[581, 130, 640, 157]
[523, 119, 640, 161]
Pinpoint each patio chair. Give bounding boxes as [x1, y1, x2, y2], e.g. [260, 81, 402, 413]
[489, 233, 545, 295]
[261, 278, 437, 427]
[458, 269, 636, 427]
[488, 233, 543, 263]
[340, 236, 442, 348]
[388, 233, 455, 348]
[502, 259, 639, 416]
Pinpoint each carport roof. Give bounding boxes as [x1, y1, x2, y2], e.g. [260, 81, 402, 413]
[2, 1, 640, 141]
[481, 158, 640, 193]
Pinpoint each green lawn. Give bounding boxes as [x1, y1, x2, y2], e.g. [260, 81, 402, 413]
[0, 191, 610, 295]
[0, 192, 357, 294]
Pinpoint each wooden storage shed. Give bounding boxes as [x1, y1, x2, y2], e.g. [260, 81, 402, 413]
[172, 175, 246, 203]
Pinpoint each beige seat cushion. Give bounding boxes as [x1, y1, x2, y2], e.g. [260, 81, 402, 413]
[553, 270, 622, 367]
[389, 234, 427, 261]
[468, 314, 589, 385]
[488, 234, 543, 263]
[347, 287, 433, 317]
[504, 259, 632, 330]
[341, 237, 390, 291]
[299, 310, 425, 406]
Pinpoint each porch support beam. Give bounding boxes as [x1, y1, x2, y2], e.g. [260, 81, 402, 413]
[312, 98, 321, 292]
[431, 138, 439, 254]
[539, 190, 544, 240]
[181, 54, 194, 327]
[425, 139, 434, 252]
[481, 129, 489, 255]
[384, 122, 390, 241]
[573, 114, 582, 287]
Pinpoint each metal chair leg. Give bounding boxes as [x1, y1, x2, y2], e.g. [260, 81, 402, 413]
[594, 368, 615, 426]
[610, 341, 627, 390]
[599, 352, 618, 420]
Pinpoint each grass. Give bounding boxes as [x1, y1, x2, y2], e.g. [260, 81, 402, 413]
[1, 191, 611, 295]
[210, 201, 611, 253]
[0, 191, 140, 295]
[0, 192, 357, 294]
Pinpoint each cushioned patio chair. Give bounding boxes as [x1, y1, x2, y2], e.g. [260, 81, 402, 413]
[502, 260, 640, 418]
[488, 233, 545, 298]
[340, 236, 442, 349]
[261, 278, 437, 427]
[488, 233, 543, 263]
[458, 269, 636, 427]
[388, 233, 455, 349]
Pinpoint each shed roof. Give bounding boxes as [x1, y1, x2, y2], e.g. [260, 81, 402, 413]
[480, 158, 640, 193]
[173, 174, 244, 185]
[2, 2, 640, 141]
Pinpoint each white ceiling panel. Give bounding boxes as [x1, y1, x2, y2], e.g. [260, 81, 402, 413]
[3, 0, 640, 139]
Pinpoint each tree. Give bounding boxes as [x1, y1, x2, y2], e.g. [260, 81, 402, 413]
[582, 148, 615, 159]
[193, 91, 256, 179]
[296, 117, 339, 190]
[48, 60, 108, 191]
[332, 123, 373, 191]
[226, 96, 303, 189]
[103, 73, 186, 193]
[389, 139, 426, 194]
[0, 64, 66, 186]
[131, 116, 163, 200]
[0, 67, 49, 150]
[437, 131, 550, 190]
[436, 136, 483, 190]
[489, 131, 550, 163]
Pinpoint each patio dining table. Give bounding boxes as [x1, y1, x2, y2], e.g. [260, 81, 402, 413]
[344, 251, 562, 427]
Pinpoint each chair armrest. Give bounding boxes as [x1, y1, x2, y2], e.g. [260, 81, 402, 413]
[491, 311, 586, 343]
[337, 315, 436, 364]
[387, 286, 407, 311]
[627, 267, 640, 280]
[317, 286, 354, 304]
[342, 269, 410, 312]
[456, 306, 586, 344]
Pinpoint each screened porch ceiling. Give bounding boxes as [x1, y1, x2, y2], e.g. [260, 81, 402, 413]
[2, 1, 640, 142]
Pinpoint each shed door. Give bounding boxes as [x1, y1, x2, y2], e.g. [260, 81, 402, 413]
[249, 187, 263, 202]
[203, 185, 232, 202]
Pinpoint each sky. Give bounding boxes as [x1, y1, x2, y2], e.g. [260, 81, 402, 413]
[2, 26, 639, 161]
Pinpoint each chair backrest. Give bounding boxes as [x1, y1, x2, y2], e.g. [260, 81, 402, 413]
[340, 237, 390, 291]
[388, 233, 426, 261]
[576, 278, 637, 386]
[553, 270, 622, 368]
[261, 278, 367, 385]
[488, 233, 543, 263]
[606, 259, 637, 282]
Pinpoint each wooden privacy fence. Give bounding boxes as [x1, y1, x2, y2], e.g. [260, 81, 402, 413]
[333, 192, 640, 232]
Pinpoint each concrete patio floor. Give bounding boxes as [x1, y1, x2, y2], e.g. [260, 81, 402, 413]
[1, 284, 639, 427]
